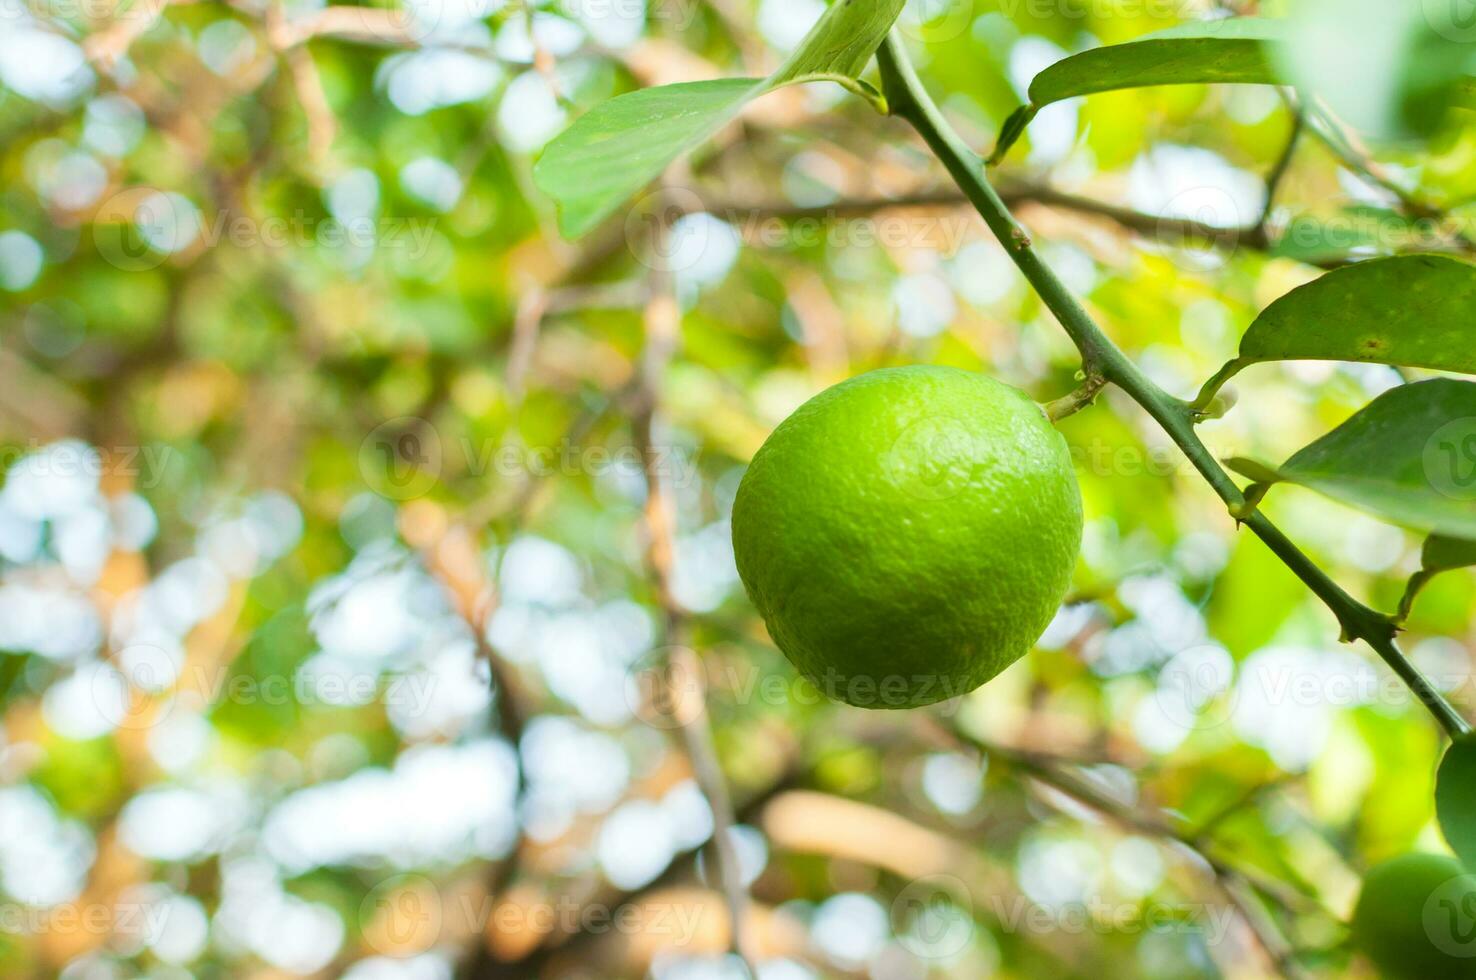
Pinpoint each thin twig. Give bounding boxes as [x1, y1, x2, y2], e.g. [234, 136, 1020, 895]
[691, 180, 1357, 269]
[266, 0, 337, 170]
[632, 188, 753, 969]
[1249, 103, 1305, 246]
[83, 0, 175, 71]
[934, 720, 1314, 979]
[1191, 774, 1293, 843]
[1303, 99, 1476, 253]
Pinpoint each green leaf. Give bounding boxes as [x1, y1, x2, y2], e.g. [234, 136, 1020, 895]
[1269, 207, 1417, 265]
[1270, 206, 1445, 266]
[989, 18, 1285, 164]
[1425, 535, 1476, 574]
[1239, 255, 1476, 370]
[1270, 217, 1384, 266]
[769, 0, 907, 84]
[988, 13, 1475, 162]
[535, 0, 906, 238]
[533, 79, 760, 239]
[1221, 457, 1282, 486]
[1225, 378, 1476, 540]
[1196, 255, 1476, 405]
[1437, 735, 1476, 870]
[1399, 534, 1476, 621]
[1029, 18, 1284, 106]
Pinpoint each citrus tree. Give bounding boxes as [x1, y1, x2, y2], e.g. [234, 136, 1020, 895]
[2, 0, 1476, 977]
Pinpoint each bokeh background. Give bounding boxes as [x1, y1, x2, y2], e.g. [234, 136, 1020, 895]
[2, 0, 1475, 977]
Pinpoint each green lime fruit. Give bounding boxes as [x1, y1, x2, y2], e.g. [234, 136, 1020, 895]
[1437, 735, 1476, 869]
[731, 365, 1082, 709]
[1351, 852, 1476, 979]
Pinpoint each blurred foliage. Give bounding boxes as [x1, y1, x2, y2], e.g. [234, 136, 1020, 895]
[1, 0, 1475, 978]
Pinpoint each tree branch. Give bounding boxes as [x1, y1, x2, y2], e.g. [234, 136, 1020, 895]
[875, 31, 1470, 740]
[1249, 101, 1305, 246]
[630, 189, 754, 970]
[934, 720, 1315, 979]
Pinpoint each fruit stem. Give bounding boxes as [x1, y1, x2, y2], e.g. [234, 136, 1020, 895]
[1044, 371, 1107, 422]
[875, 31, 1471, 740]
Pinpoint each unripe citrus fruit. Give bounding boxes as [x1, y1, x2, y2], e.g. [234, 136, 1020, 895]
[1351, 852, 1476, 979]
[732, 365, 1082, 709]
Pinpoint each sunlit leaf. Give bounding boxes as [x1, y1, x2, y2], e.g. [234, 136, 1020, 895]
[991, 12, 1476, 161]
[1198, 255, 1476, 404]
[1437, 735, 1476, 870]
[1030, 18, 1284, 104]
[535, 0, 906, 237]
[533, 79, 759, 239]
[1225, 378, 1476, 539]
[990, 18, 1285, 163]
[769, 0, 909, 84]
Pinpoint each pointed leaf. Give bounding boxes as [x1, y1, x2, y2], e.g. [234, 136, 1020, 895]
[991, 16, 1476, 161]
[991, 18, 1285, 162]
[1239, 256, 1476, 372]
[1221, 457, 1283, 486]
[535, 0, 906, 238]
[1225, 378, 1476, 539]
[1028, 18, 1284, 107]
[1197, 255, 1476, 405]
[534, 78, 760, 239]
[1438, 736, 1476, 870]
[770, 0, 907, 84]
[1270, 214, 1391, 265]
